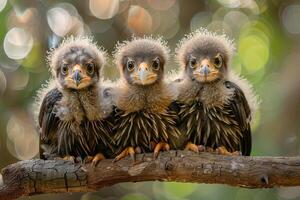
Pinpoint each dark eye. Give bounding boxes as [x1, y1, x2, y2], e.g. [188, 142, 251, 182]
[126, 60, 135, 71]
[152, 58, 160, 70]
[214, 54, 223, 68]
[87, 63, 95, 74]
[190, 58, 197, 68]
[61, 64, 68, 75]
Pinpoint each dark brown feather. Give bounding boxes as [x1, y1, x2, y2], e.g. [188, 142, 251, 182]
[179, 81, 251, 155]
[114, 107, 180, 153]
[39, 88, 115, 159]
[38, 88, 62, 159]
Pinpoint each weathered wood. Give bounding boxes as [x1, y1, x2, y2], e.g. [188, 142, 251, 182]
[1, 151, 300, 200]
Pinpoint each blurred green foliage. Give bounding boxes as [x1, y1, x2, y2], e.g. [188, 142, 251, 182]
[1, 0, 300, 199]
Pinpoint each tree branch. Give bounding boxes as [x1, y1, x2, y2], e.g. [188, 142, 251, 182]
[1, 151, 300, 200]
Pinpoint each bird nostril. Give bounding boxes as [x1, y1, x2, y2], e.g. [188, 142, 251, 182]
[73, 69, 82, 73]
[200, 65, 210, 75]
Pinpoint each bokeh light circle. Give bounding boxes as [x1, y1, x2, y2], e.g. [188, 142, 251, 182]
[239, 35, 269, 73]
[6, 114, 39, 160]
[89, 0, 119, 20]
[127, 5, 152, 35]
[0, 0, 7, 12]
[153, 8, 179, 39]
[47, 7, 72, 37]
[217, 0, 240, 8]
[9, 68, 29, 90]
[224, 11, 249, 32]
[147, 0, 176, 11]
[207, 21, 233, 37]
[190, 11, 212, 32]
[282, 4, 300, 34]
[89, 20, 113, 33]
[3, 27, 33, 60]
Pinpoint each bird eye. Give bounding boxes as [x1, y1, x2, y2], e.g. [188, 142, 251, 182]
[152, 58, 160, 70]
[87, 63, 95, 75]
[126, 60, 135, 71]
[61, 64, 68, 75]
[190, 58, 197, 68]
[214, 54, 223, 68]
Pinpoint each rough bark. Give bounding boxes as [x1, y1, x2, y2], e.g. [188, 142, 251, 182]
[1, 151, 300, 200]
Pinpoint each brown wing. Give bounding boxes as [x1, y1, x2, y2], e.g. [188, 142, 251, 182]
[225, 81, 252, 156]
[38, 88, 62, 159]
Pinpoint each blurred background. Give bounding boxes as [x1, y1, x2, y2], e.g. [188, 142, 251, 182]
[0, 0, 300, 199]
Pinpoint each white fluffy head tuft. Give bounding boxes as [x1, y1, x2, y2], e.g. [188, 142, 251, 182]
[113, 35, 170, 69]
[47, 35, 107, 76]
[175, 28, 235, 68]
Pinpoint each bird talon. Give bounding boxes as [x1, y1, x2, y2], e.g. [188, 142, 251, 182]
[91, 153, 105, 166]
[185, 142, 199, 153]
[153, 142, 170, 159]
[216, 146, 240, 156]
[63, 155, 75, 163]
[114, 147, 135, 162]
[232, 151, 242, 156]
[84, 153, 105, 166]
[83, 156, 93, 164]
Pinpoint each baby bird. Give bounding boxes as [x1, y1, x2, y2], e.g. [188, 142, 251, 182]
[112, 37, 180, 161]
[175, 29, 258, 156]
[36, 36, 114, 165]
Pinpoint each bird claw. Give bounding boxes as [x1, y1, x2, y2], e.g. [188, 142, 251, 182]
[84, 153, 105, 166]
[216, 146, 241, 156]
[185, 142, 199, 153]
[113, 147, 136, 163]
[63, 155, 76, 163]
[153, 142, 170, 159]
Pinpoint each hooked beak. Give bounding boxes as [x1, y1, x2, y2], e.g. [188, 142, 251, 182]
[199, 65, 211, 76]
[193, 58, 220, 82]
[138, 62, 151, 85]
[72, 65, 83, 86]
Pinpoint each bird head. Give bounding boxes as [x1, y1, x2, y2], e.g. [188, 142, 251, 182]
[176, 29, 234, 83]
[48, 36, 106, 90]
[114, 37, 169, 86]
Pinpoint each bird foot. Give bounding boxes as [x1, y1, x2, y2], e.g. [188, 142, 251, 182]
[84, 153, 105, 166]
[184, 142, 205, 153]
[113, 146, 137, 162]
[63, 155, 76, 163]
[184, 142, 207, 153]
[153, 142, 170, 158]
[216, 146, 241, 156]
